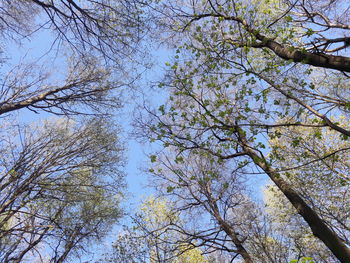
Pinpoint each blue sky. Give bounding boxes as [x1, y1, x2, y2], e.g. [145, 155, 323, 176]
[2, 22, 174, 261]
[3, 24, 170, 201]
[2, 13, 271, 261]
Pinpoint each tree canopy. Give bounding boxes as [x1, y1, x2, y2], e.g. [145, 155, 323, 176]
[1, 0, 350, 262]
[135, 0, 350, 262]
[0, 0, 147, 261]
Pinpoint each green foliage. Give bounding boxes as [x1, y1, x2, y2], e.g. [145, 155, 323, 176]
[0, 118, 125, 261]
[290, 257, 315, 263]
[105, 197, 208, 263]
[140, 0, 350, 262]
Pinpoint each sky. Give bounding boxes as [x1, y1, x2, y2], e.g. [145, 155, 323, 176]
[1, 7, 272, 262]
[3, 21, 170, 199]
[2, 18, 174, 261]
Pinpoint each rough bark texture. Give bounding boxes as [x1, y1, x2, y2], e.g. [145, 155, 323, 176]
[214, 13, 350, 73]
[207, 190, 254, 263]
[243, 145, 350, 263]
[264, 39, 350, 73]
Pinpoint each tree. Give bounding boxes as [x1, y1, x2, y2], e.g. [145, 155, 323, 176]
[139, 70, 350, 261]
[0, 0, 147, 261]
[0, 56, 122, 117]
[263, 119, 350, 262]
[137, 0, 350, 261]
[0, 118, 124, 262]
[104, 197, 209, 263]
[264, 184, 337, 263]
[0, 0, 149, 118]
[147, 152, 257, 262]
[0, 0, 146, 62]
[141, 147, 297, 262]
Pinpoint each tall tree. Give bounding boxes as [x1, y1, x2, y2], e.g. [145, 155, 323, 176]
[0, 0, 148, 261]
[0, 118, 124, 262]
[104, 197, 209, 263]
[137, 0, 350, 261]
[140, 146, 297, 262]
[0, 0, 146, 62]
[263, 119, 350, 262]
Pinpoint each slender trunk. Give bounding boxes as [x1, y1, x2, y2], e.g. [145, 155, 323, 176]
[214, 213, 254, 263]
[206, 187, 254, 263]
[242, 145, 350, 263]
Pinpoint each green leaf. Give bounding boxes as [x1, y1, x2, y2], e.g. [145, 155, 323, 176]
[285, 15, 293, 22]
[150, 155, 157, 163]
[291, 137, 302, 147]
[340, 134, 348, 141]
[175, 156, 184, 163]
[306, 28, 314, 37]
[166, 186, 175, 193]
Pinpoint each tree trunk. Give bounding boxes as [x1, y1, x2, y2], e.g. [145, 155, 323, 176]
[243, 145, 350, 263]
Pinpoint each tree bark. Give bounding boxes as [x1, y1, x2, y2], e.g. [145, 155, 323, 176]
[264, 39, 350, 73]
[207, 189, 254, 263]
[207, 13, 350, 73]
[242, 144, 350, 263]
